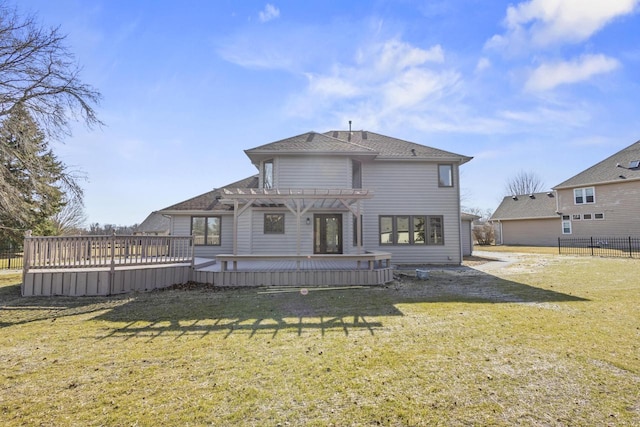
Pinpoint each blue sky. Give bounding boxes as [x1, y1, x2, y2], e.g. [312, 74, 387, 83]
[16, 0, 640, 225]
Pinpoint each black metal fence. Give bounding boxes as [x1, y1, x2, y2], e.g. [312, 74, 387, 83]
[0, 248, 24, 270]
[558, 237, 640, 258]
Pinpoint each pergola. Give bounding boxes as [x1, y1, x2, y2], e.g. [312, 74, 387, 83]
[220, 188, 374, 256]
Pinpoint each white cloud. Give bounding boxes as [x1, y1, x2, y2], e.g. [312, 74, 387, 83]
[475, 57, 491, 72]
[525, 54, 620, 91]
[488, 0, 639, 50]
[259, 4, 280, 23]
[287, 39, 460, 129]
[306, 74, 361, 98]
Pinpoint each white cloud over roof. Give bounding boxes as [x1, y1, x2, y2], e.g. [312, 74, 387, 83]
[525, 54, 620, 91]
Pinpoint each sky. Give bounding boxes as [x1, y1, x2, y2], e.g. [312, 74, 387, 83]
[14, 0, 640, 226]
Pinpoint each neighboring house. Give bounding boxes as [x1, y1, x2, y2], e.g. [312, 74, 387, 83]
[554, 140, 640, 238]
[159, 130, 473, 265]
[490, 192, 560, 246]
[491, 139, 640, 245]
[134, 212, 171, 236]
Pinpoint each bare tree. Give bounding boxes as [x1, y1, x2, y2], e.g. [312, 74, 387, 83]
[51, 195, 87, 235]
[0, 3, 101, 227]
[504, 170, 545, 196]
[0, 3, 102, 135]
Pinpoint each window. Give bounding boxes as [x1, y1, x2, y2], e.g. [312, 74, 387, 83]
[353, 215, 363, 246]
[352, 160, 362, 189]
[562, 215, 571, 234]
[379, 215, 443, 245]
[264, 213, 285, 234]
[263, 159, 273, 189]
[594, 213, 604, 220]
[572, 214, 581, 220]
[438, 164, 453, 187]
[413, 216, 426, 245]
[428, 216, 444, 244]
[191, 216, 221, 246]
[574, 187, 594, 204]
[583, 213, 592, 220]
[380, 216, 393, 244]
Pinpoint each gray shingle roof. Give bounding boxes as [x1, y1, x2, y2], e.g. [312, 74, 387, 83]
[245, 132, 376, 155]
[554, 140, 640, 189]
[136, 212, 170, 233]
[160, 175, 259, 212]
[325, 130, 472, 162]
[244, 130, 472, 164]
[490, 192, 558, 221]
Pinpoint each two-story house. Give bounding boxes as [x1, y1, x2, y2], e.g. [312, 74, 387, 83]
[491, 139, 640, 245]
[159, 130, 472, 272]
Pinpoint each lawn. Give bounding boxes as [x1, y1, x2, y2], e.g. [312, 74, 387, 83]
[1, 253, 639, 426]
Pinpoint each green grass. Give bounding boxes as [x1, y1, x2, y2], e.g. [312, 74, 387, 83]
[1, 254, 639, 426]
[474, 244, 559, 255]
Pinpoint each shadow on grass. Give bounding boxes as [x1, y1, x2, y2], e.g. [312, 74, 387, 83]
[0, 266, 588, 337]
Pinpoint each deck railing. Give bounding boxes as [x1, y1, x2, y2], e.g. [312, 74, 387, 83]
[558, 236, 640, 258]
[23, 234, 194, 272]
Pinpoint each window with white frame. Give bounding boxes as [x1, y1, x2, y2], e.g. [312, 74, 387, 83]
[561, 215, 571, 234]
[582, 213, 592, 220]
[572, 214, 581, 220]
[574, 187, 594, 204]
[594, 213, 604, 220]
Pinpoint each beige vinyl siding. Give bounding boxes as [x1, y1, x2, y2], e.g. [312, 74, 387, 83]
[498, 218, 560, 246]
[250, 210, 312, 254]
[277, 155, 349, 188]
[170, 214, 234, 257]
[556, 181, 640, 237]
[362, 161, 462, 264]
[236, 210, 252, 254]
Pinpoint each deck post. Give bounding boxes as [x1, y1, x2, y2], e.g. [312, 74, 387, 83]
[22, 230, 32, 290]
[233, 200, 239, 256]
[356, 200, 362, 256]
[109, 231, 116, 295]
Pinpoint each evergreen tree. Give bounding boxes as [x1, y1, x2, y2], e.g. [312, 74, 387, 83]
[0, 104, 69, 245]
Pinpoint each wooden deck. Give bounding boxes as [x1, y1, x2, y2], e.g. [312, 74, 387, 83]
[194, 257, 394, 287]
[22, 257, 394, 296]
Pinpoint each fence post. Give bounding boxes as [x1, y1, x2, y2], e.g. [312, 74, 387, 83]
[558, 237, 561, 255]
[629, 236, 633, 258]
[590, 237, 594, 256]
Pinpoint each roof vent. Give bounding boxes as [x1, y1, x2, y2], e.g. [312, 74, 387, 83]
[306, 133, 315, 142]
[512, 195, 518, 200]
[362, 131, 368, 140]
[332, 131, 338, 138]
[529, 194, 535, 199]
[411, 148, 417, 156]
[547, 192, 554, 197]
[629, 160, 640, 169]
